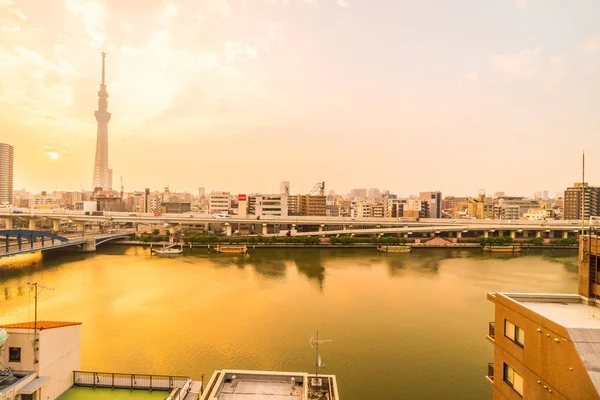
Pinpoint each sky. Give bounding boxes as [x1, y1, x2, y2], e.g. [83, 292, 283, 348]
[1, 0, 600, 197]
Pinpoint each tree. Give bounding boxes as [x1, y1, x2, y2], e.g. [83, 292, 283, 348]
[532, 237, 544, 245]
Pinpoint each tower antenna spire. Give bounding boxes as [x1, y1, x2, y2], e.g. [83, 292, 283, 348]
[101, 52, 106, 85]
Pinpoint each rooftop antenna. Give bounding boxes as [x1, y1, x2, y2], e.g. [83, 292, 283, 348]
[582, 151, 586, 261]
[309, 329, 332, 378]
[25, 282, 54, 364]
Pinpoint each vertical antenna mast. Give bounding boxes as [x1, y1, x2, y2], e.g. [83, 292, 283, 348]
[25, 282, 54, 365]
[582, 151, 586, 236]
[101, 52, 106, 85]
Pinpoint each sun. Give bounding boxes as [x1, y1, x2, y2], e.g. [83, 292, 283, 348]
[46, 152, 59, 159]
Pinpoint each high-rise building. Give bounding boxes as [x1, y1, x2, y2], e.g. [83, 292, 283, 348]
[92, 52, 112, 191]
[368, 188, 381, 200]
[198, 187, 206, 198]
[564, 183, 600, 220]
[0, 143, 14, 206]
[297, 195, 326, 216]
[485, 234, 600, 399]
[350, 189, 367, 199]
[420, 191, 442, 218]
[280, 181, 290, 195]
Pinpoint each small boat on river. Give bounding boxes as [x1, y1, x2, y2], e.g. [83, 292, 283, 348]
[377, 245, 412, 253]
[214, 245, 248, 254]
[482, 245, 521, 253]
[151, 243, 183, 255]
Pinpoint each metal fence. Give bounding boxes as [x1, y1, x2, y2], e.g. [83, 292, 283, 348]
[73, 371, 190, 391]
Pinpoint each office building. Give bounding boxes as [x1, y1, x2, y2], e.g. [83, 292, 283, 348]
[486, 233, 600, 399]
[0, 143, 13, 206]
[564, 183, 600, 220]
[254, 194, 288, 217]
[368, 188, 381, 200]
[288, 195, 299, 216]
[420, 191, 442, 218]
[280, 181, 290, 195]
[92, 52, 112, 191]
[198, 187, 206, 199]
[209, 191, 231, 214]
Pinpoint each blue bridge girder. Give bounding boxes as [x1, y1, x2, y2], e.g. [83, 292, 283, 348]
[0, 230, 69, 253]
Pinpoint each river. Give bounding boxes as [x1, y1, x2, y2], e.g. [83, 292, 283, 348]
[0, 246, 578, 400]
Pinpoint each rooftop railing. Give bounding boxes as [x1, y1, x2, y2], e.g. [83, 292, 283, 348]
[73, 370, 190, 391]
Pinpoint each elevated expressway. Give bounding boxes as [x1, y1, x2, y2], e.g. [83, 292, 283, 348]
[0, 211, 592, 239]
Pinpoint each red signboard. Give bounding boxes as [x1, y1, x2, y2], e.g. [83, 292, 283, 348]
[238, 194, 247, 201]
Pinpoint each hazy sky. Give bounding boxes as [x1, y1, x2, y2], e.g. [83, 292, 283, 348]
[1, 0, 599, 197]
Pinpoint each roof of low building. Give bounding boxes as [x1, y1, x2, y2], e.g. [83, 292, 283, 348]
[0, 321, 82, 330]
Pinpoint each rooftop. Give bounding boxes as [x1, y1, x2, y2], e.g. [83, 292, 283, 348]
[58, 387, 168, 399]
[202, 370, 338, 400]
[502, 293, 600, 329]
[0, 321, 82, 330]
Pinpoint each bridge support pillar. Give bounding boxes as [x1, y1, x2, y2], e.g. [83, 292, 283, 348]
[523, 230, 528, 238]
[28, 218, 36, 230]
[319, 225, 324, 233]
[225, 223, 232, 237]
[498, 230, 504, 237]
[484, 231, 489, 238]
[456, 231, 462, 239]
[77, 222, 85, 236]
[291, 224, 297, 236]
[4, 218, 12, 230]
[510, 231, 516, 239]
[536, 231, 542, 238]
[262, 223, 268, 235]
[82, 238, 96, 252]
[52, 220, 60, 233]
[169, 226, 176, 235]
[563, 231, 569, 239]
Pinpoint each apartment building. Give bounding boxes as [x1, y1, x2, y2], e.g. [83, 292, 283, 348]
[254, 194, 288, 217]
[297, 195, 326, 216]
[485, 234, 600, 399]
[209, 191, 231, 214]
[564, 182, 600, 220]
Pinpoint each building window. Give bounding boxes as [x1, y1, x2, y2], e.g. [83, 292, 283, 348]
[504, 320, 525, 346]
[9, 347, 21, 362]
[503, 363, 523, 396]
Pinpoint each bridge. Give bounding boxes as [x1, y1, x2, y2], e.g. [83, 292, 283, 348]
[0, 229, 135, 258]
[0, 211, 594, 239]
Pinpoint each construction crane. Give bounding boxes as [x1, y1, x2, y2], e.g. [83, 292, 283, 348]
[120, 176, 124, 199]
[310, 181, 325, 196]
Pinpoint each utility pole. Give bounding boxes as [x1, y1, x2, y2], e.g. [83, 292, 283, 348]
[25, 282, 54, 365]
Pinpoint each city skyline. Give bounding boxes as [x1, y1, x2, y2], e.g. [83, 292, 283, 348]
[1, 0, 600, 195]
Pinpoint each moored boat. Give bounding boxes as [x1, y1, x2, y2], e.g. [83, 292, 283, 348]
[214, 245, 248, 254]
[482, 245, 521, 253]
[151, 243, 183, 255]
[377, 245, 412, 253]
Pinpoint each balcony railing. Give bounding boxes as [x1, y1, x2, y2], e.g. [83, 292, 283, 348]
[487, 363, 494, 381]
[488, 322, 495, 339]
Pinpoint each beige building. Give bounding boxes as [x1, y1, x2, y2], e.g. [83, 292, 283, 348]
[1, 321, 81, 400]
[209, 191, 231, 214]
[486, 234, 600, 399]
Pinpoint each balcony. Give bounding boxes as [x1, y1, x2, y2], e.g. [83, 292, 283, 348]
[487, 322, 495, 342]
[485, 363, 494, 385]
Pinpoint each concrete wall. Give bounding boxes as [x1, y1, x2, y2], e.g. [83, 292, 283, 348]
[38, 325, 81, 400]
[490, 293, 599, 400]
[5, 328, 36, 372]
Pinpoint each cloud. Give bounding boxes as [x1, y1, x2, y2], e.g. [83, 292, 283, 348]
[581, 36, 600, 55]
[491, 47, 542, 77]
[63, 0, 107, 47]
[337, 0, 349, 7]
